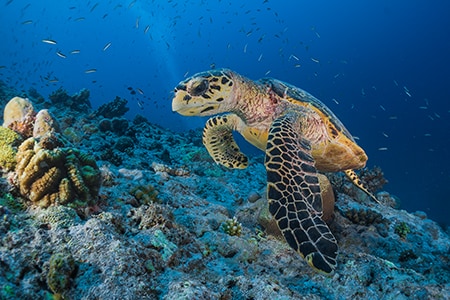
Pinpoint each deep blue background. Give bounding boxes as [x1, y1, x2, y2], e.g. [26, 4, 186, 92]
[1, 0, 449, 226]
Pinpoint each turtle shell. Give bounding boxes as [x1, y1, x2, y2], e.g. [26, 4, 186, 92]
[259, 78, 355, 143]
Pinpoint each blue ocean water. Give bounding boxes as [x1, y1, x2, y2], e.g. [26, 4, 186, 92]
[1, 0, 449, 226]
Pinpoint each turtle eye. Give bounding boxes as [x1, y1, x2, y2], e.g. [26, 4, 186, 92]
[190, 79, 209, 96]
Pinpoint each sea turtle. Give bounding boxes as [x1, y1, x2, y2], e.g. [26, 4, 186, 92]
[172, 68, 377, 274]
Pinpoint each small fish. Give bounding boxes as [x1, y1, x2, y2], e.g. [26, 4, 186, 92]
[289, 54, 299, 61]
[21, 20, 33, 25]
[382, 132, 389, 138]
[184, 71, 189, 77]
[144, 25, 150, 34]
[42, 39, 57, 45]
[393, 80, 398, 86]
[389, 116, 398, 120]
[243, 43, 247, 53]
[378, 147, 388, 151]
[310, 57, 319, 63]
[265, 70, 271, 75]
[137, 88, 144, 95]
[48, 79, 59, 83]
[56, 51, 66, 58]
[424, 133, 431, 137]
[128, 0, 136, 9]
[90, 2, 99, 12]
[315, 31, 321, 38]
[419, 106, 428, 109]
[135, 17, 140, 29]
[334, 73, 340, 78]
[332, 98, 339, 105]
[258, 53, 263, 61]
[294, 64, 301, 68]
[103, 42, 112, 51]
[70, 50, 80, 54]
[84, 68, 97, 73]
[379, 105, 386, 111]
[404, 90, 412, 97]
[74, 17, 85, 21]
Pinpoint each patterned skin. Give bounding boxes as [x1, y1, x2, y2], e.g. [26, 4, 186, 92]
[172, 68, 373, 274]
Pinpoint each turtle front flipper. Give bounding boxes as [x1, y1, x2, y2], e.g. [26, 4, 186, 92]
[202, 114, 249, 169]
[265, 113, 338, 274]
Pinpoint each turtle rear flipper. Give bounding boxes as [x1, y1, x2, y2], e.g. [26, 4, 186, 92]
[202, 114, 248, 169]
[344, 169, 381, 204]
[265, 113, 338, 274]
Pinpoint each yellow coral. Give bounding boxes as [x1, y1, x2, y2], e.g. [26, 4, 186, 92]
[0, 126, 21, 170]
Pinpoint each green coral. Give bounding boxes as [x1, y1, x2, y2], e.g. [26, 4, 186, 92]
[47, 251, 77, 297]
[0, 126, 21, 170]
[221, 217, 242, 237]
[394, 222, 411, 239]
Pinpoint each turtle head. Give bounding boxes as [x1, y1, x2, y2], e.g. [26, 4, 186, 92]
[172, 68, 236, 116]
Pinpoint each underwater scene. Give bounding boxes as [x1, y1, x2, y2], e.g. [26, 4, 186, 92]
[0, 0, 449, 299]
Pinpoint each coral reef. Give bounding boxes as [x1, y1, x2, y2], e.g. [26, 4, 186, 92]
[0, 126, 21, 171]
[94, 96, 129, 118]
[0, 83, 448, 299]
[49, 88, 91, 113]
[15, 135, 101, 208]
[2, 96, 36, 138]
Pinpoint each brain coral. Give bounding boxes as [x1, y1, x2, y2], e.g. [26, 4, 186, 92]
[15, 134, 101, 208]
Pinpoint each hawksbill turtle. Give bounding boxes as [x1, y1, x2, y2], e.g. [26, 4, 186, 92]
[172, 68, 377, 274]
